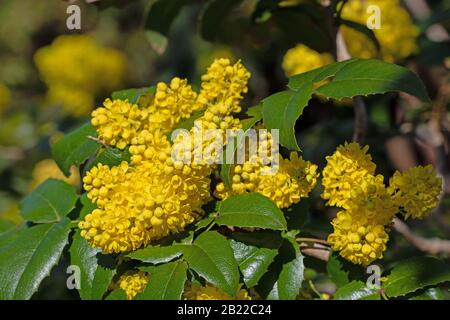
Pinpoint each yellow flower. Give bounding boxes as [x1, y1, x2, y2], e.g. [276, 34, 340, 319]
[321, 142, 376, 208]
[183, 283, 252, 300]
[34, 35, 126, 116]
[198, 58, 250, 115]
[0, 83, 11, 114]
[148, 78, 202, 133]
[29, 159, 80, 191]
[341, 0, 419, 62]
[216, 150, 319, 209]
[80, 58, 250, 253]
[80, 159, 212, 253]
[388, 165, 442, 219]
[328, 210, 389, 266]
[282, 44, 334, 77]
[323, 143, 441, 265]
[91, 99, 148, 150]
[117, 270, 149, 300]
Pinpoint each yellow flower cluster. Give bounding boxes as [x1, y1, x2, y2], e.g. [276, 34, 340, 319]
[183, 283, 252, 300]
[281, 1, 418, 77]
[29, 159, 80, 191]
[170, 58, 249, 167]
[34, 35, 126, 116]
[117, 270, 149, 300]
[215, 150, 319, 209]
[322, 143, 441, 265]
[79, 59, 250, 253]
[341, 0, 419, 62]
[282, 44, 334, 77]
[91, 99, 148, 150]
[388, 166, 442, 220]
[0, 83, 11, 114]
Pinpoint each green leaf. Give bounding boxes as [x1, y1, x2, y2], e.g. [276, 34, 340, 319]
[327, 253, 350, 288]
[409, 287, 445, 300]
[262, 84, 313, 151]
[289, 59, 430, 103]
[258, 234, 304, 300]
[340, 19, 380, 51]
[144, 0, 189, 54]
[383, 256, 450, 298]
[229, 231, 282, 288]
[333, 280, 380, 300]
[200, 0, 244, 41]
[79, 193, 95, 220]
[183, 231, 239, 296]
[194, 213, 215, 231]
[326, 252, 364, 289]
[52, 123, 100, 176]
[288, 59, 355, 89]
[85, 147, 131, 172]
[69, 231, 116, 300]
[220, 108, 263, 187]
[137, 261, 188, 300]
[127, 245, 184, 264]
[0, 218, 71, 299]
[217, 192, 287, 230]
[111, 86, 156, 104]
[105, 289, 127, 300]
[20, 179, 78, 223]
[0, 219, 16, 234]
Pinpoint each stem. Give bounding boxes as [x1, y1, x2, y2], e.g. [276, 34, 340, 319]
[308, 280, 322, 299]
[296, 237, 330, 246]
[335, 29, 368, 143]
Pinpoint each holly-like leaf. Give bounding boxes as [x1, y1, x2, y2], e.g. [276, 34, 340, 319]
[217, 193, 287, 231]
[333, 280, 380, 300]
[0, 218, 71, 299]
[183, 231, 239, 296]
[137, 261, 188, 300]
[289, 59, 430, 103]
[409, 287, 446, 300]
[52, 123, 100, 176]
[20, 179, 78, 223]
[257, 234, 304, 300]
[69, 231, 116, 300]
[383, 256, 450, 298]
[111, 86, 155, 104]
[127, 245, 184, 264]
[326, 252, 365, 289]
[229, 231, 282, 288]
[262, 84, 313, 151]
[200, 0, 244, 41]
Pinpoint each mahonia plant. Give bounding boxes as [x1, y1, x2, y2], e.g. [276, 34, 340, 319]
[2, 56, 444, 302]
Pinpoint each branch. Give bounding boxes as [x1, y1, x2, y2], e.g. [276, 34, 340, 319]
[299, 243, 331, 261]
[336, 30, 368, 143]
[393, 218, 450, 255]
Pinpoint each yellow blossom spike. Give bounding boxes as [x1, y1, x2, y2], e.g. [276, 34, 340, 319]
[388, 165, 442, 219]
